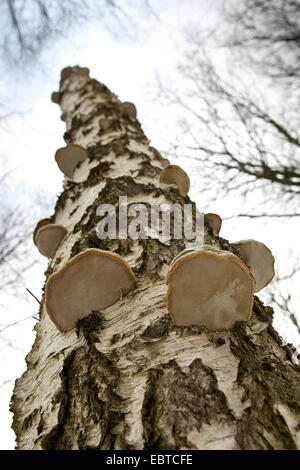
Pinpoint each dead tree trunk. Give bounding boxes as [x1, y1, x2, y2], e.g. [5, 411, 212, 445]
[11, 66, 300, 450]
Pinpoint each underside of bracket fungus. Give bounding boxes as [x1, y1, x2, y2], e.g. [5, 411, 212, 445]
[232, 240, 275, 293]
[204, 213, 222, 235]
[120, 102, 137, 120]
[34, 223, 67, 258]
[33, 218, 51, 244]
[51, 91, 61, 104]
[99, 118, 111, 131]
[170, 247, 196, 266]
[166, 245, 255, 331]
[60, 66, 89, 84]
[161, 157, 171, 168]
[55, 144, 88, 179]
[159, 164, 190, 196]
[45, 249, 136, 333]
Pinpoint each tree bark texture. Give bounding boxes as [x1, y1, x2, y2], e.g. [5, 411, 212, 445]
[11, 67, 300, 450]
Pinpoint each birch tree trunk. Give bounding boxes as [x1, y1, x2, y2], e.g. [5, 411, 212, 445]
[11, 66, 300, 450]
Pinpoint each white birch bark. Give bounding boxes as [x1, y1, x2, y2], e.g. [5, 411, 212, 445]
[11, 67, 300, 450]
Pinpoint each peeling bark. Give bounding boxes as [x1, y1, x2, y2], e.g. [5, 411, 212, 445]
[11, 66, 300, 450]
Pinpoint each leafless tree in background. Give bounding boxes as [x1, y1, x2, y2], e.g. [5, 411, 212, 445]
[225, 0, 300, 87]
[156, 0, 300, 337]
[0, 0, 155, 67]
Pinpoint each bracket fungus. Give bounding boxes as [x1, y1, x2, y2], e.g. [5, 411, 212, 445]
[55, 144, 88, 179]
[99, 118, 112, 131]
[170, 247, 196, 266]
[34, 223, 67, 258]
[45, 249, 136, 333]
[33, 218, 51, 244]
[166, 245, 255, 331]
[120, 102, 137, 120]
[161, 157, 171, 168]
[159, 165, 190, 196]
[60, 66, 89, 84]
[51, 91, 62, 104]
[204, 213, 222, 236]
[232, 240, 275, 293]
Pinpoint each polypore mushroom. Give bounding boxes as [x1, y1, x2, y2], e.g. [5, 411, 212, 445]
[55, 144, 88, 179]
[166, 245, 255, 331]
[45, 248, 136, 332]
[60, 66, 73, 82]
[60, 66, 89, 84]
[161, 158, 170, 168]
[204, 213, 222, 235]
[34, 224, 67, 258]
[51, 92, 62, 104]
[170, 247, 197, 266]
[231, 240, 275, 293]
[159, 165, 190, 196]
[33, 218, 51, 244]
[99, 118, 111, 131]
[120, 102, 137, 120]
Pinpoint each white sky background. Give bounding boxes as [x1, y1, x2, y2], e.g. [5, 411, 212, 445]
[0, 0, 299, 449]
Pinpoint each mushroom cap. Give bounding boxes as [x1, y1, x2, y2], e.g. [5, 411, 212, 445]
[161, 158, 171, 168]
[60, 66, 89, 84]
[170, 247, 198, 267]
[45, 249, 136, 333]
[166, 245, 255, 331]
[231, 240, 275, 293]
[159, 165, 190, 195]
[51, 92, 61, 104]
[60, 66, 73, 82]
[120, 102, 137, 120]
[99, 118, 111, 131]
[33, 218, 52, 245]
[55, 144, 88, 179]
[35, 224, 67, 258]
[204, 213, 222, 235]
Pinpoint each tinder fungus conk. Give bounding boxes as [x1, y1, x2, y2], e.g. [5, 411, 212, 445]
[34, 222, 67, 259]
[45, 249, 136, 333]
[55, 144, 88, 179]
[159, 165, 190, 196]
[51, 91, 62, 104]
[232, 240, 275, 293]
[204, 213, 222, 236]
[120, 102, 137, 120]
[99, 118, 112, 131]
[166, 245, 255, 331]
[33, 218, 51, 244]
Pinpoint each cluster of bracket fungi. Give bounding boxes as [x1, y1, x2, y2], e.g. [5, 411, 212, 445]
[33, 71, 275, 334]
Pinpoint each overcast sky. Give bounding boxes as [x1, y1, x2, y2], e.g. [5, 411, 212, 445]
[0, 0, 299, 449]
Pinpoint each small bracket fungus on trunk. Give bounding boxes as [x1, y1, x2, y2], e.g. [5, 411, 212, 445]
[120, 102, 137, 120]
[60, 66, 89, 84]
[161, 158, 171, 168]
[99, 118, 112, 131]
[232, 239, 275, 293]
[34, 223, 67, 258]
[204, 213, 222, 235]
[51, 91, 62, 104]
[33, 218, 51, 244]
[166, 245, 255, 331]
[55, 144, 88, 179]
[45, 249, 136, 333]
[170, 248, 197, 266]
[159, 164, 190, 196]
